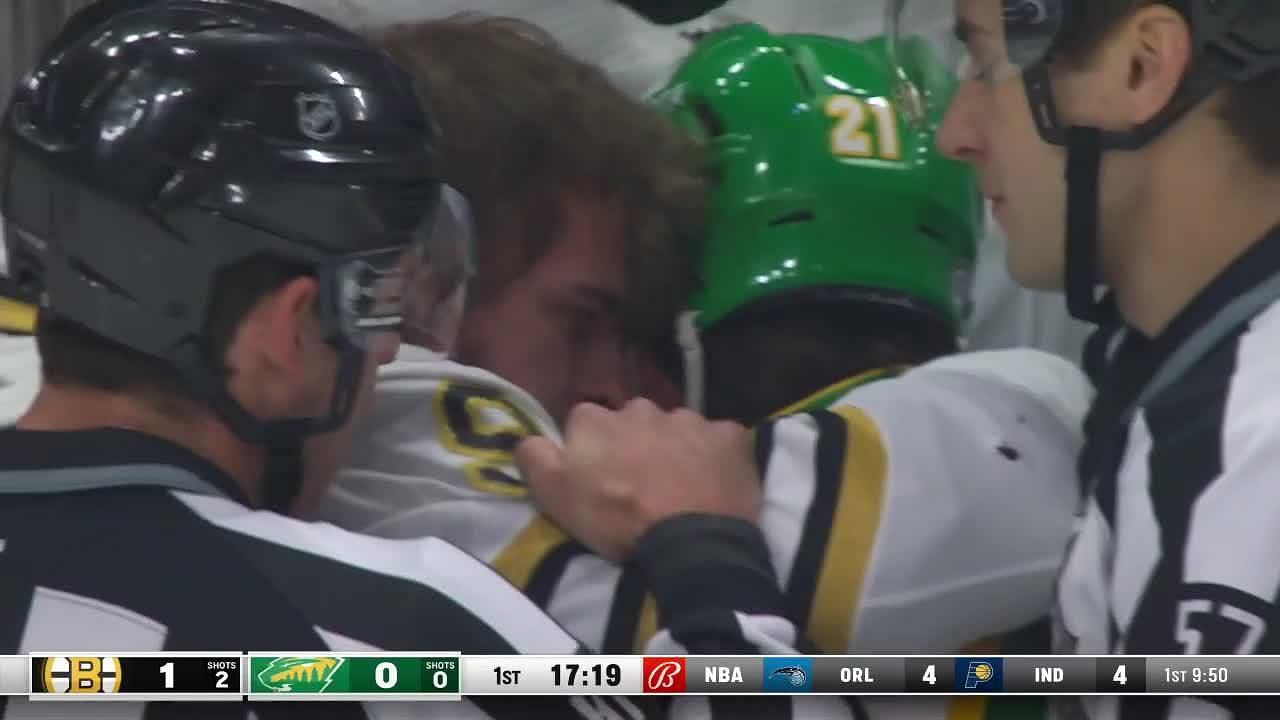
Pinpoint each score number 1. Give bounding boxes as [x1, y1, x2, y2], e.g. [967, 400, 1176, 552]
[159, 661, 231, 689]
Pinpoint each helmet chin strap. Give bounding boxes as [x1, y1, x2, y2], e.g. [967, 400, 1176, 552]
[676, 309, 705, 412]
[1063, 126, 1109, 323]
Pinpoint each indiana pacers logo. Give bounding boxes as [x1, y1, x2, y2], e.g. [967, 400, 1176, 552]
[41, 657, 123, 693]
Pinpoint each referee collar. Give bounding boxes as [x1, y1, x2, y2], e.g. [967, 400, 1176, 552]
[1098, 224, 1280, 420]
[0, 427, 250, 505]
[1146, 224, 1280, 353]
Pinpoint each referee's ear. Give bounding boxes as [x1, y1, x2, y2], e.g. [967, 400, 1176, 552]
[226, 275, 323, 418]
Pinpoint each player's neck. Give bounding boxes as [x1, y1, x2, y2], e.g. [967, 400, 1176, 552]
[18, 383, 265, 506]
[1111, 151, 1280, 338]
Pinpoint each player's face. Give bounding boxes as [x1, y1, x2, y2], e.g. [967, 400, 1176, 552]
[453, 197, 639, 426]
[935, 0, 1068, 290]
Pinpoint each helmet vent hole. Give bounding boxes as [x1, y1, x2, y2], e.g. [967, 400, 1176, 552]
[918, 224, 943, 241]
[690, 97, 726, 138]
[70, 257, 135, 302]
[770, 210, 815, 226]
[780, 46, 816, 97]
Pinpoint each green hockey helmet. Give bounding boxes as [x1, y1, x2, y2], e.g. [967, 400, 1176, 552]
[654, 22, 982, 330]
[651, 23, 983, 409]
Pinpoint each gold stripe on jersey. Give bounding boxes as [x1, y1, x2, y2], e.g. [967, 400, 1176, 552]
[770, 366, 905, 418]
[807, 404, 888, 652]
[626, 422, 782, 652]
[628, 396, 893, 654]
[491, 515, 570, 591]
[633, 595, 658, 653]
[0, 298, 35, 335]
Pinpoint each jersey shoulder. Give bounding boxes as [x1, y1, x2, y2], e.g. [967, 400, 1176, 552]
[756, 351, 1088, 652]
[316, 347, 555, 537]
[766, 348, 1092, 472]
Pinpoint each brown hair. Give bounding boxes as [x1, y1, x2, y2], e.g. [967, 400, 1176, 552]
[371, 14, 710, 339]
[1053, 0, 1280, 168]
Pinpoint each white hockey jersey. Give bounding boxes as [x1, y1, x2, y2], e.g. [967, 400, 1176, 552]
[320, 345, 1091, 658]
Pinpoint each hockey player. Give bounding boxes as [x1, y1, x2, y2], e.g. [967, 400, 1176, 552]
[323, 23, 1090, 700]
[0, 3, 834, 720]
[889, 1, 1280, 718]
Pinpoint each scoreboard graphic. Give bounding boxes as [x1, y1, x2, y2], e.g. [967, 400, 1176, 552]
[28, 653, 243, 701]
[247, 653, 461, 701]
[5, 654, 1280, 700]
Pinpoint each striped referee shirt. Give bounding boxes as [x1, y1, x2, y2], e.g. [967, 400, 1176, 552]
[1054, 227, 1280, 720]
[0, 426, 818, 720]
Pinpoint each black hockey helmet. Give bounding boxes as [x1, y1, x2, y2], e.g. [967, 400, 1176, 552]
[885, 0, 1280, 321]
[0, 0, 475, 509]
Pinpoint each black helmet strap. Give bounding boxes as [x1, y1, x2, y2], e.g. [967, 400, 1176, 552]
[1064, 126, 1105, 322]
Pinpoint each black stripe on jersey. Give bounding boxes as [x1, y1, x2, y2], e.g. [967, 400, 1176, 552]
[1119, 334, 1238, 720]
[753, 420, 776, 480]
[0, 547, 31, 655]
[602, 566, 648, 653]
[1, 492, 369, 720]
[782, 410, 845, 626]
[524, 540, 589, 609]
[215, 520, 521, 653]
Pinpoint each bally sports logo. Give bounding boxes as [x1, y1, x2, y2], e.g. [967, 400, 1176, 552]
[642, 657, 686, 693]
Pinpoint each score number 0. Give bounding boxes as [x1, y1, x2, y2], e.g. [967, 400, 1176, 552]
[826, 94, 902, 161]
[371, 662, 452, 690]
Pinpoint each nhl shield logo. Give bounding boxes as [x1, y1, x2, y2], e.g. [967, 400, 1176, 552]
[295, 92, 341, 141]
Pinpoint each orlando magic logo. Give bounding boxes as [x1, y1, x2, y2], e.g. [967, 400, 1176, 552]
[769, 666, 807, 686]
[762, 657, 813, 692]
[295, 92, 340, 141]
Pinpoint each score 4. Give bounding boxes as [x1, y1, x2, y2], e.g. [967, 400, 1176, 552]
[1096, 657, 1146, 693]
[905, 658, 954, 693]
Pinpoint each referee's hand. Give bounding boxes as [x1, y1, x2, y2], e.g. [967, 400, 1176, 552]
[516, 397, 761, 563]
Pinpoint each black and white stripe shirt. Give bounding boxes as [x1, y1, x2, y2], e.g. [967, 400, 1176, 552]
[1054, 228, 1280, 720]
[0, 427, 817, 720]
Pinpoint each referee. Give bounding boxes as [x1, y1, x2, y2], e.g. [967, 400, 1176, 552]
[886, 0, 1280, 718]
[0, 2, 819, 719]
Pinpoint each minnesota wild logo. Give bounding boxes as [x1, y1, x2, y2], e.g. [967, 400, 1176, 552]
[254, 656, 344, 693]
